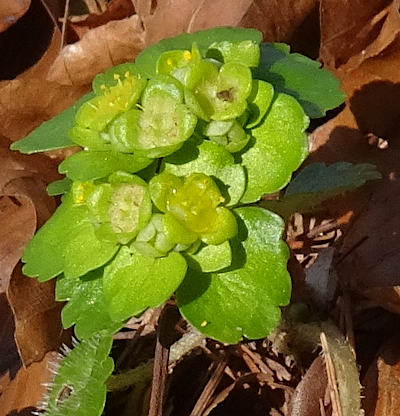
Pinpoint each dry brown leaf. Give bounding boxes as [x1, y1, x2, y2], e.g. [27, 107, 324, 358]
[363, 335, 400, 416]
[136, 0, 318, 46]
[309, 39, 400, 313]
[48, 0, 320, 87]
[0, 28, 88, 141]
[68, 0, 136, 40]
[288, 356, 328, 416]
[0, 136, 58, 294]
[320, 0, 400, 71]
[7, 264, 67, 366]
[0, 0, 31, 33]
[47, 14, 145, 86]
[0, 351, 60, 415]
[0, 294, 20, 377]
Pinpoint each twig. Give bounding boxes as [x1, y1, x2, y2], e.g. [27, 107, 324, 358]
[189, 357, 228, 416]
[148, 305, 177, 416]
[60, 0, 70, 50]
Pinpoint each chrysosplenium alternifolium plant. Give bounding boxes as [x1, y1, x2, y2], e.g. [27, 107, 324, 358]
[13, 27, 380, 416]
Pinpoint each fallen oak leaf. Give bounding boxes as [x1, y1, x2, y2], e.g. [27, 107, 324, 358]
[47, 14, 145, 86]
[137, 0, 319, 46]
[320, 0, 400, 71]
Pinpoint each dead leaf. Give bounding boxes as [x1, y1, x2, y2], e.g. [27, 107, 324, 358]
[47, 14, 146, 86]
[0, 0, 30, 33]
[68, 0, 136, 40]
[7, 264, 67, 366]
[0, 294, 20, 377]
[288, 356, 328, 416]
[0, 351, 60, 415]
[320, 0, 400, 71]
[363, 335, 400, 416]
[0, 27, 88, 141]
[137, 0, 318, 46]
[0, 136, 58, 294]
[48, 0, 320, 87]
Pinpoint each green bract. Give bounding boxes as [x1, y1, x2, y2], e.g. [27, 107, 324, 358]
[12, 27, 361, 416]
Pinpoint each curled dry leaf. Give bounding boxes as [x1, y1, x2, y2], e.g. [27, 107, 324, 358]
[7, 265, 67, 366]
[0, 28, 88, 142]
[68, 0, 136, 40]
[0, 0, 30, 33]
[0, 136, 58, 293]
[0, 351, 60, 415]
[0, 294, 20, 376]
[288, 356, 328, 416]
[320, 0, 400, 71]
[47, 14, 146, 86]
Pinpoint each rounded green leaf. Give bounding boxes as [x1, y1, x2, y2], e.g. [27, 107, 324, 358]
[133, 96, 197, 158]
[141, 74, 184, 105]
[103, 246, 187, 321]
[59, 151, 152, 181]
[246, 80, 274, 128]
[163, 139, 246, 206]
[185, 241, 232, 273]
[22, 194, 118, 281]
[177, 206, 291, 344]
[240, 93, 309, 203]
[207, 40, 260, 67]
[86, 174, 152, 244]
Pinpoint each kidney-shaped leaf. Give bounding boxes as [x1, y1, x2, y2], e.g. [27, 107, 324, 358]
[255, 43, 346, 118]
[103, 246, 187, 321]
[240, 92, 309, 203]
[177, 206, 291, 344]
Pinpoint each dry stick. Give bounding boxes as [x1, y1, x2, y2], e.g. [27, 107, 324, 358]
[148, 305, 176, 416]
[320, 332, 343, 416]
[189, 357, 228, 416]
[60, 0, 70, 50]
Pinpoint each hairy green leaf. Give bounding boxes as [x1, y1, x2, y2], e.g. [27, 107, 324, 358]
[103, 246, 187, 321]
[240, 93, 309, 203]
[135, 27, 262, 78]
[10, 93, 94, 154]
[255, 43, 345, 118]
[177, 206, 291, 344]
[56, 270, 123, 340]
[40, 331, 113, 416]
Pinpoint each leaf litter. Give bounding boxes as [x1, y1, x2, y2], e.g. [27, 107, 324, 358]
[1, 0, 400, 415]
